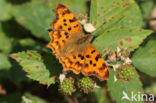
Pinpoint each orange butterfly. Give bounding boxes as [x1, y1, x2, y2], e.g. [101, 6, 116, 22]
[47, 4, 109, 81]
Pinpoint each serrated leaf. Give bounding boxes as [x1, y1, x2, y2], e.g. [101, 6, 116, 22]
[13, 1, 53, 41]
[10, 50, 61, 85]
[3, 38, 45, 84]
[93, 26, 153, 52]
[0, 0, 12, 21]
[22, 93, 48, 103]
[107, 69, 144, 103]
[90, 0, 142, 33]
[132, 36, 156, 77]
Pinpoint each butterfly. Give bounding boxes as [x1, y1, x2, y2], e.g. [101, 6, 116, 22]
[47, 4, 109, 81]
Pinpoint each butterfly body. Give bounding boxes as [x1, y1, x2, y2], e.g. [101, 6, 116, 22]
[48, 4, 109, 81]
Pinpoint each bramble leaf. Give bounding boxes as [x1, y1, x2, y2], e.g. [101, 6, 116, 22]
[90, 0, 142, 34]
[10, 50, 62, 85]
[132, 36, 156, 77]
[93, 26, 153, 52]
[13, 1, 53, 41]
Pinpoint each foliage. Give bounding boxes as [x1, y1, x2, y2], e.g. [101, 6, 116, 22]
[0, 0, 155, 103]
[10, 50, 61, 85]
[132, 35, 156, 77]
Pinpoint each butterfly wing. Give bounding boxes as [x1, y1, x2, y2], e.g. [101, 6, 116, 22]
[48, 4, 84, 57]
[48, 4, 109, 81]
[47, 30, 70, 57]
[51, 4, 82, 35]
[82, 44, 109, 81]
[59, 52, 85, 74]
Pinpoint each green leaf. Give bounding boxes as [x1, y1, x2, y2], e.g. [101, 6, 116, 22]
[132, 36, 156, 77]
[0, 0, 12, 21]
[10, 50, 61, 85]
[107, 69, 144, 103]
[90, 0, 142, 32]
[94, 88, 109, 103]
[11, 38, 45, 53]
[22, 93, 48, 103]
[1, 38, 46, 84]
[0, 53, 11, 70]
[0, 23, 12, 53]
[60, 0, 89, 13]
[13, 1, 53, 41]
[93, 26, 153, 52]
[138, 0, 154, 27]
[138, 0, 154, 18]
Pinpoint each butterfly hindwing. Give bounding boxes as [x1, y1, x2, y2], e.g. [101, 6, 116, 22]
[82, 44, 109, 81]
[51, 4, 82, 35]
[59, 52, 85, 74]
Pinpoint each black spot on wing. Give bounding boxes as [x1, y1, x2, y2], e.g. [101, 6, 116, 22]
[68, 27, 71, 31]
[86, 55, 90, 58]
[63, 19, 66, 22]
[64, 23, 67, 26]
[95, 54, 101, 61]
[78, 54, 84, 60]
[66, 35, 69, 39]
[74, 24, 79, 28]
[64, 32, 68, 35]
[75, 61, 83, 67]
[59, 26, 63, 29]
[62, 10, 70, 16]
[91, 50, 96, 54]
[90, 60, 92, 64]
[69, 17, 77, 23]
[62, 40, 65, 43]
[93, 63, 96, 67]
[73, 55, 76, 59]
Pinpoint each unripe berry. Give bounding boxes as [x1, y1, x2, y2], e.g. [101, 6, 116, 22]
[117, 65, 135, 82]
[78, 77, 94, 93]
[59, 78, 75, 95]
